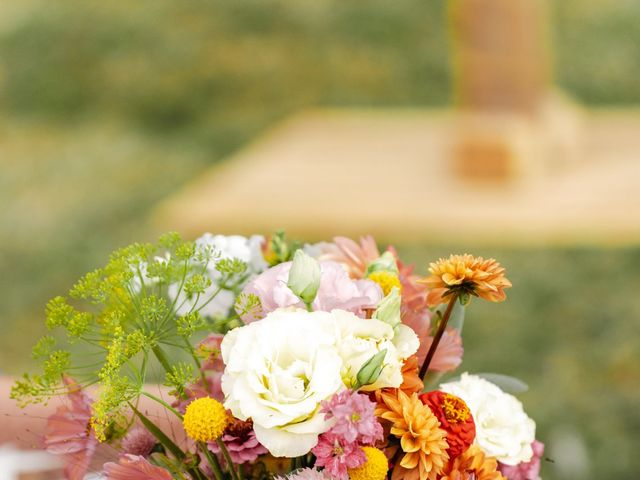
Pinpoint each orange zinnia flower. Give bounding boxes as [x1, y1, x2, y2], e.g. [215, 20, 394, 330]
[422, 254, 511, 306]
[420, 391, 475, 458]
[375, 390, 449, 480]
[440, 445, 505, 480]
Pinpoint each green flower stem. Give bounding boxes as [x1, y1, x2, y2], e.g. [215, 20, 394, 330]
[152, 345, 173, 374]
[200, 442, 225, 480]
[141, 390, 183, 420]
[130, 403, 193, 472]
[216, 438, 241, 480]
[419, 292, 459, 380]
[183, 337, 208, 385]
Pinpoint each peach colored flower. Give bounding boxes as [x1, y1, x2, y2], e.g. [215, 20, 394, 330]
[440, 445, 505, 480]
[399, 355, 424, 394]
[423, 255, 511, 306]
[375, 390, 449, 480]
[103, 454, 172, 480]
[317, 236, 381, 279]
[44, 377, 97, 480]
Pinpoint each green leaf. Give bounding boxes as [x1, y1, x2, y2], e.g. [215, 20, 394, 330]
[476, 373, 529, 393]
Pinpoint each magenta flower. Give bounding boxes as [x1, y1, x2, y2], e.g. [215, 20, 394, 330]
[321, 391, 383, 445]
[240, 260, 382, 322]
[44, 376, 98, 480]
[121, 427, 156, 457]
[312, 432, 366, 480]
[103, 454, 172, 480]
[208, 418, 268, 464]
[498, 440, 545, 480]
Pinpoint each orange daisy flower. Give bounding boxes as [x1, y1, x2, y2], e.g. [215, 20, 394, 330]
[440, 445, 505, 480]
[375, 390, 449, 480]
[422, 254, 511, 306]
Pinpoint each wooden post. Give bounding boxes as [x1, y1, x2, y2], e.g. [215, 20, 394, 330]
[449, 0, 580, 180]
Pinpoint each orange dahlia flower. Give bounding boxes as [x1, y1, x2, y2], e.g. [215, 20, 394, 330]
[375, 390, 449, 480]
[422, 254, 511, 306]
[399, 356, 424, 394]
[419, 391, 475, 458]
[440, 445, 505, 480]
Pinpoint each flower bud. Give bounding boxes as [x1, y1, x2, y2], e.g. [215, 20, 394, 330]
[372, 287, 401, 331]
[365, 251, 399, 276]
[287, 250, 321, 305]
[355, 348, 387, 389]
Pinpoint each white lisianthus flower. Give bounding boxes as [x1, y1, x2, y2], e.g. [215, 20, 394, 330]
[331, 310, 419, 390]
[170, 234, 267, 318]
[221, 309, 344, 457]
[440, 373, 536, 465]
[221, 308, 418, 457]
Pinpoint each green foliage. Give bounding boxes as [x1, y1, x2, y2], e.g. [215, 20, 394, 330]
[164, 362, 195, 399]
[11, 231, 253, 439]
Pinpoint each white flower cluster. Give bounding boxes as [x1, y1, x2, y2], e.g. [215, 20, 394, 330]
[221, 308, 418, 457]
[440, 373, 536, 465]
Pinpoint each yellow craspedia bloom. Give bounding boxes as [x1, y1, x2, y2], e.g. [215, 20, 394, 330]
[183, 397, 228, 442]
[348, 447, 388, 480]
[368, 271, 402, 296]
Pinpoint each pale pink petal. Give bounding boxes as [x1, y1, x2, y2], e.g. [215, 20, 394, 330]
[104, 454, 173, 480]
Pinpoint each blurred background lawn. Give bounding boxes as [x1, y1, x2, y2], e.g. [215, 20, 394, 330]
[1, 0, 639, 479]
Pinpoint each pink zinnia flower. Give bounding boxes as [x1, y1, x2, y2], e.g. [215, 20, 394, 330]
[316, 236, 381, 279]
[103, 454, 172, 480]
[208, 418, 268, 464]
[121, 427, 156, 457]
[44, 376, 98, 480]
[498, 440, 545, 480]
[312, 432, 366, 480]
[321, 391, 383, 445]
[240, 260, 382, 322]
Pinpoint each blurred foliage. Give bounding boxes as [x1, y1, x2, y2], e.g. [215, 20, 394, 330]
[0, 1, 639, 479]
[400, 245, 640, 480]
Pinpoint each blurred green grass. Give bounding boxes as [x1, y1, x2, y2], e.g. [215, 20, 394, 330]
[1, 1, 640, 479]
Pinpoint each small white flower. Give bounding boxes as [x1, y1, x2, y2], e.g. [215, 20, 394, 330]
[170, 234, 267, 318]
[440, 373, 536, 465]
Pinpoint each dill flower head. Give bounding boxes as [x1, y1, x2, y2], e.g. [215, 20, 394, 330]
[440, 445, 505, 480]
[183, 397, 229, 442]
[368, 271, 402, 296]
[347, 447, 388, 480]
[422, 254, 511, 306]
[375, 390, 449, 480]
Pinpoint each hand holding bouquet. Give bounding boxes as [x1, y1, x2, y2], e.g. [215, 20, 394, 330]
[12, 232, 543, 480]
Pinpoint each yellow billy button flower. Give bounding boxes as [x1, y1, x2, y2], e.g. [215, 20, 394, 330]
[348, 447, 388, 480]
[368, 271, 402, 296]
[183, 397, 229, 442]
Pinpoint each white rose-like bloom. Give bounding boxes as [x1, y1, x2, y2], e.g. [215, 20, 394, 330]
[170, 234, 267, 318]
[221, 308, 418, 457]
[440, 373, 536, 465]
[331, 309, 419, 391]
[221, 309, 344, 457]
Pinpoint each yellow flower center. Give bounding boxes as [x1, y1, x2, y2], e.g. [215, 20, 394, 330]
[183, 397, 229, 442]
[348, 447, 388, 480]
[442, 394, 470, 423]
[368, 271, 402, 296]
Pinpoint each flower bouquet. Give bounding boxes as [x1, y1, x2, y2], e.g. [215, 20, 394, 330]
[12, 232, 543, 480]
